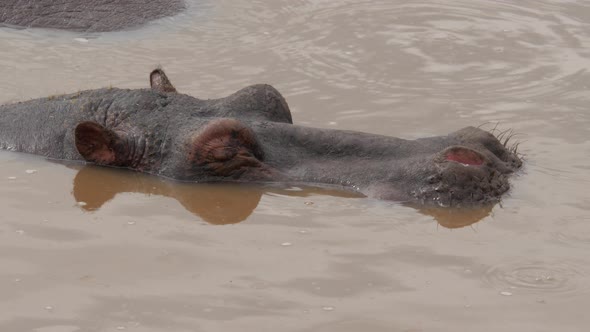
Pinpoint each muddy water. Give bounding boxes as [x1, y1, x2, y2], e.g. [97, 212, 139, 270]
[0, 0, 589, 331]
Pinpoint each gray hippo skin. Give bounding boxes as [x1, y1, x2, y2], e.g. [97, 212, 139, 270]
[0, 0, 185, 32]
[0, 69, 522, 206]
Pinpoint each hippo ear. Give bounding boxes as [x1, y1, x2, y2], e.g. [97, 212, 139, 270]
[150, 68, 177, 93]
[75, 122, 128, 166]
[438, 146, 486, 166]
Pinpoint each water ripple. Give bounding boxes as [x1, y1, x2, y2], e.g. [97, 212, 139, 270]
[175, 0, 590, 127]
[484, 260, 588, 296]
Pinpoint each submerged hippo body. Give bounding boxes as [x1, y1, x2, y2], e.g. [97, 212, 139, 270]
[0, 69, 522, 206]
[0, 0, 185, 32]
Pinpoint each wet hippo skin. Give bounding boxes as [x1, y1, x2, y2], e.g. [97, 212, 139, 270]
[0, 69, 522, 207]
[0, 0, 185, 32]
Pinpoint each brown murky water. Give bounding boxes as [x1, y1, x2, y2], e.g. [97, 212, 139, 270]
[1, 0, 589, 331]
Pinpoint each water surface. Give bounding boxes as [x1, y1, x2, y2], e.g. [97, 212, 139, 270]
[0, 1, 589, 331]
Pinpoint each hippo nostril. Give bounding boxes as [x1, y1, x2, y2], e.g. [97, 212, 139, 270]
[443, 146, 486, 166]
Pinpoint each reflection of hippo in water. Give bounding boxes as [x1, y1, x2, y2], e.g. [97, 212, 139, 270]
[71, 164, 492, 227]
[0, 69, 522, 207]
[0, 0, 185, 32]
[70, 165, 361, 225]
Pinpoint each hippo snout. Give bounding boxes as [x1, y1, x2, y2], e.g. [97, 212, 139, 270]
[412, 145, 516, 207]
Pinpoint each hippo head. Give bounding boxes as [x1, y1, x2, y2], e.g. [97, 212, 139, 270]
[71, 69, 521, 207]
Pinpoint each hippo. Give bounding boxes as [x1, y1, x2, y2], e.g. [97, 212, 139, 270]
[0, 0, 185, 32]
[0, 69, 522, 207]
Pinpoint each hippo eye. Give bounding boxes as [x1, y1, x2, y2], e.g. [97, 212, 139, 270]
[188, 118, 266, 178]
